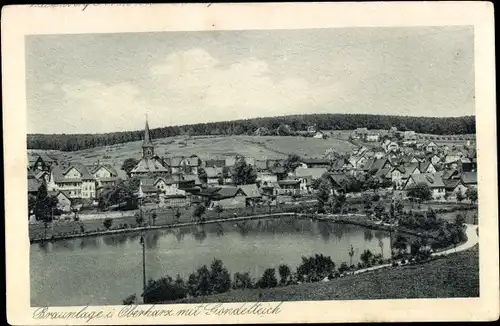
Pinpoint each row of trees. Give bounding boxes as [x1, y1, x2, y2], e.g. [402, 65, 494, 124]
[28, 114, 475, 151]
[125, 254, 350, 304]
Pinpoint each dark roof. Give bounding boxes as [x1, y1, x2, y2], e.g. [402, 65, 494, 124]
[204, 159, 226, 168]
[28, 178, 41, 192]
[443, 178, 463, 190]
[270, 166, 287, 174]
[370, 158, 389, 172]
[328, 173, 349, 187]
[51, 164, 95, 183]
[300, 158, 330, 165]
[239, 184, 261, 198]
[442, 169, 461, 180]
[278, 179, 301, 185]
[461, 172, 477, 185]
[90, 164, 118, 176]
[374, 168, 391, 179]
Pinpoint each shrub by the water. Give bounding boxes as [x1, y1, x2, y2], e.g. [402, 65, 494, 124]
[256, 268, 278, 289]
[142, 275, 188, 303]
[297, 254, 336, 282]
[232, 272, 254, 290]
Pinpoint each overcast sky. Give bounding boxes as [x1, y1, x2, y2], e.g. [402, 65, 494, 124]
[26, 26, 474, 134]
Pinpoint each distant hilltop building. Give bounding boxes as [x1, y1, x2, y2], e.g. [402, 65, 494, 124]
[130, 118, 169, 178]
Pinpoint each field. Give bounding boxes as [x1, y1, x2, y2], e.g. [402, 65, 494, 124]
[28, 135, 358, 166]
[175, 245, 479, 303]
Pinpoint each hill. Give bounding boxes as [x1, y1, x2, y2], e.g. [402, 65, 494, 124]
[27, 113, 475, 151]
[28, 135, 358, 166]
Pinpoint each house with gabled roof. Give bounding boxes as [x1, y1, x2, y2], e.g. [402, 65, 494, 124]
[404, 173, 446, 200]
[199, 186, 248, 209]
[153, 176, 196, 197]
[170, 155, 201, 175]
[419, 161, 437, 174]
[30, 153, 58, 172]
[90, 164, 121, 188]
[390, 165, 406, 189]
[401, 163, 421, 181]
[424, 141, 438, 153]
[443, 178, 468, 201]
[47, 190, 73, 213]
[48, 163, 96, 199]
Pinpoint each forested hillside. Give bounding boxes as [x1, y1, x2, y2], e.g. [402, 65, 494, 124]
[27, 114, 475, 151]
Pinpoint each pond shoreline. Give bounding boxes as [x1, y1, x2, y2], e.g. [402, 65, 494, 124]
[29, 212, 433, 244]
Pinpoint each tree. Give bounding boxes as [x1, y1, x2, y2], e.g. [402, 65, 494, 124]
[360, 250, 374, 267]
[257, 268, 278, 288]
[231, 157, 257, 185]
[455, 214, 466, 226]
[348, 245, 355, 266]
[316, 178, 331, 213]
[338, 262, 349, 274]
[121, 158, 139, 176]
[283, 154, 301, 173]
[193, 204, 206, 222]
[276, 124, 293, 136]
[174, 208, 181, 223]
[103, 218, 113, 230]
[209, 259, 231, 294]
[233, 272, 254, 290]
[213, 205, 223, 219]
[407, 183, 432, 203]
[465, 188, 477, 204]
[362, 193, 372, 211]
[374, 202, 385, 219]
[393, 235, 408, 256]
[28, 194, 37, 217]
[456, 189, 465, 203]
[198, 168, 208, 184]
[278, 264, 292, 286]
[135, 211, 144, 226]
[143, 275, 187, 303]
[34, 182, 58, 239]
[122, 294, 137, 305]
[296, 254, 335, 282]
[187, 265, 211, 297]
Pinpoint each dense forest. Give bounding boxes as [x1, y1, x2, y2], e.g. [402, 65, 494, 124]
[27, 114, 476, 151]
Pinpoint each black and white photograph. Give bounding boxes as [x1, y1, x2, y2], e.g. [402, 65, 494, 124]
[3, 2, 498, 325]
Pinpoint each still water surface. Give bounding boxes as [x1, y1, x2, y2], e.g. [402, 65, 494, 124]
[30, 217, 391, 306]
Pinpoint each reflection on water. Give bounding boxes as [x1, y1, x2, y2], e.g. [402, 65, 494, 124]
[30, 217, 391, 307]
[363, 229, 374, 242]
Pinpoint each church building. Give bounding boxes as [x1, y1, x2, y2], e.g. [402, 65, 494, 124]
[130, 118, 170, 178]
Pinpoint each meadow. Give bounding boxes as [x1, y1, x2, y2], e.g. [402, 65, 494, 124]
[28, 135, 359, 166]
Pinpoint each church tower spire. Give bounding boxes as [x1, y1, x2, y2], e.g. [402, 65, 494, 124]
[142, 115, 154, 159]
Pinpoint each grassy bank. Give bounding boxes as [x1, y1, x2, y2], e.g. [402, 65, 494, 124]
[174, 245, 479, 303]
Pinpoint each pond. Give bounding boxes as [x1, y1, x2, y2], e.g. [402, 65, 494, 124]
[30, 217, 391, 306]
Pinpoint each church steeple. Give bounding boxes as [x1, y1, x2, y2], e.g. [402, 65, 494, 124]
[142, 115, 154, 159]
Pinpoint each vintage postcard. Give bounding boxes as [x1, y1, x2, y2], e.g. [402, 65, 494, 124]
[2, 2, 498, 325]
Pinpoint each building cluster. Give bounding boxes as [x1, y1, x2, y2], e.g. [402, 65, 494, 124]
[27, 119, 478, 214]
